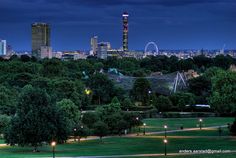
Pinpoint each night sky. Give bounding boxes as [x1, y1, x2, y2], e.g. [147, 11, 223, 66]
[0, 0, 236, 51]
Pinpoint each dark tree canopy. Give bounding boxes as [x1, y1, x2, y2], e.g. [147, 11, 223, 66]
[4, 85, 69, 150]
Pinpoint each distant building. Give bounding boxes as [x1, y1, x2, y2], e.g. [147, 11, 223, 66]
[229, 64, 236, 72]
[0, 40, 7, 56]
[32, 23, 50, 58]
[40, 46, 52, 59]
[97, 42, 108, 59]
[53, 51, 63, 59]
[107, 49, 123, 58]
[6, 44, 14, 56]
[91, 36, 98, 56]
[122, 12, 129, 52]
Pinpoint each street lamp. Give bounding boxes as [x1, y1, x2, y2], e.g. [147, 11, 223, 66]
[163, 139, 168, 156]
[164, 125, 168, 138]
[136, 117, 140, 136]
[199, 118, 203, 130]
[85, 88, 91, 95]
[73, 128, 77, 141]
[143, 123, 146, 135]
[51, 141, 56, 158]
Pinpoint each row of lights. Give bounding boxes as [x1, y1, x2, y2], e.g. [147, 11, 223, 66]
[162, 118, 204, 156]
[136, 118, 204, 156]
[50, 118, 204, 157]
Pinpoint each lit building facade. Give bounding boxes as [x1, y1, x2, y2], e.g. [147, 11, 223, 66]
[40, 46, 52, 59]
[122, 12, 129, 52]
[0, 40, 7, 56]
[91, 36, 98, 56]
[32, 23, 50, 58]
[97, 42, 108, 59]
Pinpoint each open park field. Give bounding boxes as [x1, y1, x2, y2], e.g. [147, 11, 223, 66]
[0, 117, 235, 158]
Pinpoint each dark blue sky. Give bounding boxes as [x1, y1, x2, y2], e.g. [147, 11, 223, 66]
[0, 0, 236, 51]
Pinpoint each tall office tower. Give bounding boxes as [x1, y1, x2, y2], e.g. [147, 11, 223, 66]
[122, 12, 129, 52]
[32, 23, 50, 58]
[91, 36, 98, 56]
[97, 42, 108, 60]
[0, 40, 7, 56]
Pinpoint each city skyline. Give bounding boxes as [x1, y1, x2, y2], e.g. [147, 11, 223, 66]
[0, 0, 236, 51]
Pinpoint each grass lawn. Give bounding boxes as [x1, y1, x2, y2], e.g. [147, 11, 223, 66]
[0, 117, 235, 158]
[139, 154, 236, 158]
[140, 117, 234, 133]
[0, 139, 5, 144]
[0, 136, 236, 158]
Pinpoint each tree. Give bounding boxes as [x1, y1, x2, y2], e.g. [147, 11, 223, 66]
[116, 119, 129, 136]
[49, 79, 82, 107]
[170, 92, 195, 111]
[41, 58, 65, 77]
[96, 101, 121, 121]
[121, 98, 134, 110]
[75, 125, 90, 142]
[188, 76, 211, 104]
[56, 99, 80, 129]
[20, 55, 31, 62]
[178, 59, 195, 71]
[93, 121, 108, 142]
[193, 55, 213, 70]
[0, 85, 18, 115]
[94, 62, 104, 72]
[4, 85, 69, 151]
[153, 95, 172, 112]
[88, 73, 115, 104]
[123, 112, 142, 132]
[0, 115, 11, 135]
[213, 55, 233, 70]
[131, 78, 151, 106]
[82, 112, 99, 128]
[10, 73, 33, 88]
[209, 71, 236, 114]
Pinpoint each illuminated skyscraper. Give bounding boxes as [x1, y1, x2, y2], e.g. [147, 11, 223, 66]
[91, 36, 98, 56]
[32, 23, 50, 58]
[122, 12, 129, 52]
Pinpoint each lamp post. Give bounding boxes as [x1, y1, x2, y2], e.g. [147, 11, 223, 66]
[199, 118, 203, 130]
[136, 117, 140, 136]
[163, 139, 168, 156]
[164, 125, 168, 138]
[143, 123, 146, 135]
[73, 128, 77, 141]
[51, 141, 56, 158]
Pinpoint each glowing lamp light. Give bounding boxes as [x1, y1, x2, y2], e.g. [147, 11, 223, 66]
[164, 139, 168, 143]
[85, 89, 91, 95]
[51, 141, 56, 147]
[164, 125, 168, 129]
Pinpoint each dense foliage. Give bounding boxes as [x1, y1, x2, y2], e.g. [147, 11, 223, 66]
[0, 54, 236, 148]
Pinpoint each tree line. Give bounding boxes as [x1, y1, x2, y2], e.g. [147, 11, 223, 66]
[1, 54, 236, 149]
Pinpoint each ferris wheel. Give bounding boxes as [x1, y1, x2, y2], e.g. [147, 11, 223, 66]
[144, 42, 159, 56]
